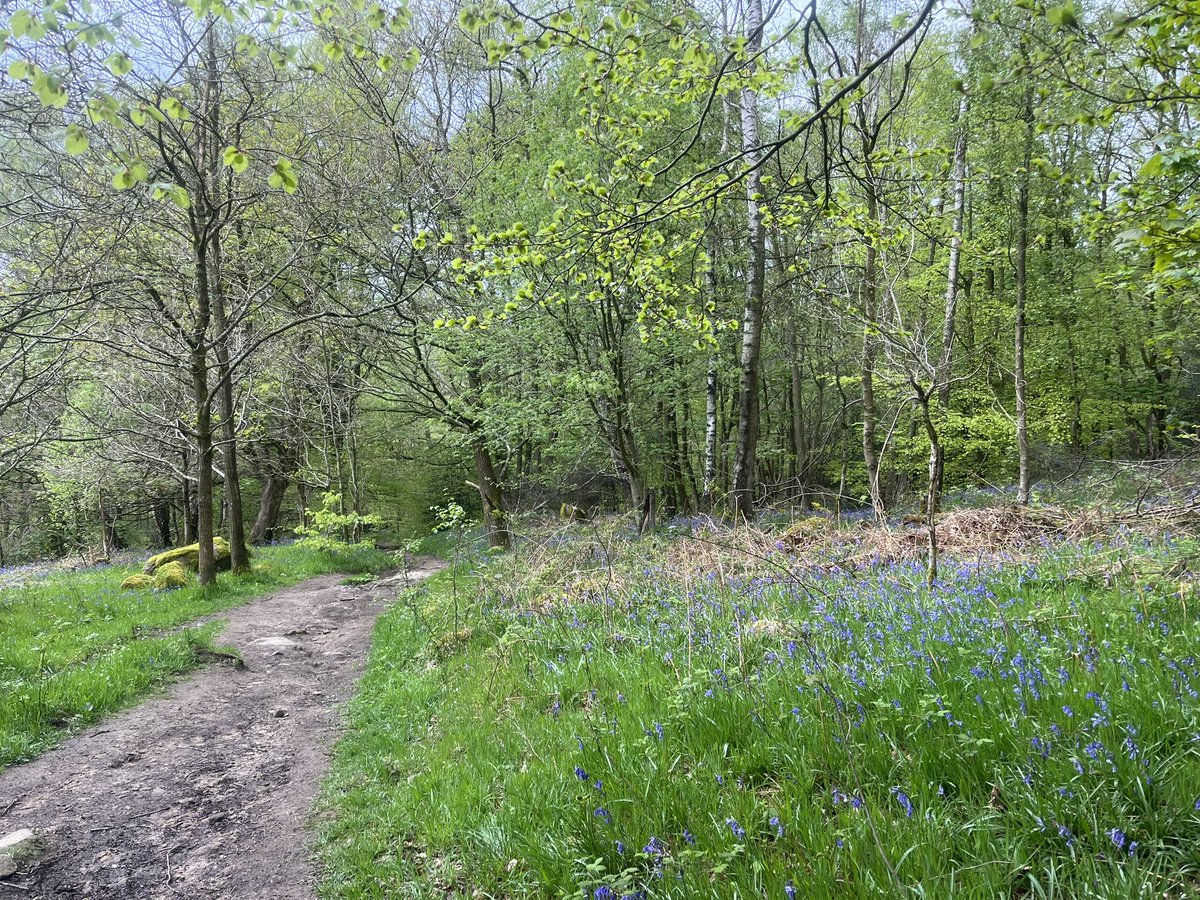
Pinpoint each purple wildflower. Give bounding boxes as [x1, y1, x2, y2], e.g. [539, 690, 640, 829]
[891, 788, 914, 818]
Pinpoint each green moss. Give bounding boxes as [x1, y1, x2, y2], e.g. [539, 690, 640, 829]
[153, 560, 189, 590]
[120, 574, 155, 590]
[144, 537, 232, 575]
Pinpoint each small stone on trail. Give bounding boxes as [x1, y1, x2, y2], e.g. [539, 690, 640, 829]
[273, 709, 288, 719]
[0, 829, 37, 854]
[0, 828, 44, 871]
[251, 636, 297, 651]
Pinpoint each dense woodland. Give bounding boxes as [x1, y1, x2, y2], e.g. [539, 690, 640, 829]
[1, 0, 1197, 576]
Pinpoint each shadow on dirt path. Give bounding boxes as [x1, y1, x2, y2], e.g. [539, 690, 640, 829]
[0, 559, 444, 899]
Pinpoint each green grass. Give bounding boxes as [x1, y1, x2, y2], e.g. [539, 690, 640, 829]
[318, 522, 1200, 898]
[0, 541, 394, 770]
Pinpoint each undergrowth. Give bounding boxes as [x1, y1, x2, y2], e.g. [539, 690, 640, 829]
[318, 516, 1200, 898]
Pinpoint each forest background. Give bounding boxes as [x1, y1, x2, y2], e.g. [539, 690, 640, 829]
[0, 0, 1196, 573]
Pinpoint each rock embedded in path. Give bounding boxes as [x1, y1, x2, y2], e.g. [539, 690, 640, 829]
[0, 828, 44, 869]
[0, 854, 17, 878]
[0, 829, 38, 854]
[251, 636, 298, 651]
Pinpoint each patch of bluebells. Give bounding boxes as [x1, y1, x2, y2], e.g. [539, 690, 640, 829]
[507, 528, 1200, 890]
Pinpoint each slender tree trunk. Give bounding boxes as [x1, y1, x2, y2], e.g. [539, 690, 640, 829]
[472, 436, 511, 549]
[153, 499, 173, 547]
[861, 186, 885, 520]
[190, 331, 216, 585]
[97, 488, 122, 557]
[210, 275, 248, 568]
[1067, 330, 1082, 451]
[204, 26, 249, 573]
[703, 232, 721, 509]
[730, 0, 766, 521]
[1015, 85, 1034, 505]
[191, 36, 217, 584]
[465, 366, 510, 549]
[703, 358, 719, 507]
[787, 311, 805, 496]
[181, 451, 197, 544]
[912, 386, 940, 587]
[924, 98, 969, 503]
[249, 474, 289, 544]
[939, 96, 968, 409]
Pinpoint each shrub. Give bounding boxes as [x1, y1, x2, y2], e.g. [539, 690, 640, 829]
[295, 492, 382, 554]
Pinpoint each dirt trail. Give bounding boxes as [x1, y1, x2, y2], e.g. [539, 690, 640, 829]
[0, 560, 443, 899]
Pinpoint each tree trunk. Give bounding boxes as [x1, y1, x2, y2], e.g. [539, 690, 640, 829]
[730, 0, 767, 522]
[1014, 84, 1034, 505]
[703, 233, 721, 509]
[472, 436, 511, 549]
[938, 96, 968, 409]
[861, 186, 885, 520]
[181, 452, 198, 545]
[97, 488, 122, 557]
[211, 272, 249, 568]
[153, 499, 173, 548]
[786, 312, 806, 496]
[205, 24, 250, 574]
[190, 338, 216, 585]
[912, 385, 941, 587]
[249, 474, 289, 544]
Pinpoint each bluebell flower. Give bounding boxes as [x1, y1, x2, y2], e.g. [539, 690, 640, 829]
[1109, 828, 1127, 850]
[785, 881, 796, 899]
[682, 828, 696, 845]
[594, 807, 611, 825]
[726, 817, 746, 839]
[770, 816, 784, 838]
[594, 887, 614, 900]
[891, 788, 914, 818]
[575, 766, 589, 781]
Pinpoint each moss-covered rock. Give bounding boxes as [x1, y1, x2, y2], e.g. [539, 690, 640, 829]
[144, 537, 232, 575]
[121, 574, 155, 590]
[153, 560, 190, 590]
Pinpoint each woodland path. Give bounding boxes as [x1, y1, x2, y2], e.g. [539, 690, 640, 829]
[0, 560, 444, 899]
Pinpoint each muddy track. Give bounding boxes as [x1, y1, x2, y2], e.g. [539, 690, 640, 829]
[0, 560, 443, 899]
